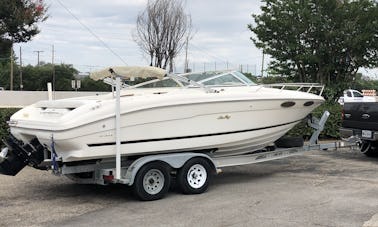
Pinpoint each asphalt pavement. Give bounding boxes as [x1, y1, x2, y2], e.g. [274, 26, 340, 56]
[1, 148, 378, 227]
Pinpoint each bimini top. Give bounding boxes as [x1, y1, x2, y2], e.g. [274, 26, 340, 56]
[90, 66, 167, 81]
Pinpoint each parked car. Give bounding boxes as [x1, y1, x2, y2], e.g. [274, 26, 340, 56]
[0, 87, 4, 91]
[337, 89, 376, 105]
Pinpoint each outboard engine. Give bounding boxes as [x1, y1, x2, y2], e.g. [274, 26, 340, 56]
[0, 135, 46, 176]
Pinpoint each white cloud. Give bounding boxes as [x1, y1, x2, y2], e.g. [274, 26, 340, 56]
[11, 0, 378, 77]
[14, 0, 267, 74]
[15, 0, 375, 78]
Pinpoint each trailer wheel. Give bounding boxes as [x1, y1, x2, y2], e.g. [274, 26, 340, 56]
[178, 157, 212, 194]
[359, 141, 377, 157]
[133, 161, 171, 201]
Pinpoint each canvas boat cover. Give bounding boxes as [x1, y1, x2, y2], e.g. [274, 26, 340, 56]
[90, 66, 166, 80]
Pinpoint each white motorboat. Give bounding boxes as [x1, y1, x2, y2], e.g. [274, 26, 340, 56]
[0, 66, 324, 175]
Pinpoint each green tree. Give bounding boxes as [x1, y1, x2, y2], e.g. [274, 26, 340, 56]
[0, 63, 75, 91]
[0, 0, 47, 43]
[21, 63, 77, 91]
[0, 0, 48, 73]
[0, 63, 112, 91]
[80, 77, 111, 92]
[249, 0, 378, 86]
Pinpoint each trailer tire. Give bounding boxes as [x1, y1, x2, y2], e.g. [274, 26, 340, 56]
[178, 157, 212, 194]
[133, 161, 171, 201]
[275, 136, 304, 148]
[359, 141, 378, 157]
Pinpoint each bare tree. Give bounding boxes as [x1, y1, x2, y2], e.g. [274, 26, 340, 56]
[134, 0, 192, 72]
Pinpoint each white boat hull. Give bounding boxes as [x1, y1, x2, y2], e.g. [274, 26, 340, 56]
[9, 88, 323, 162]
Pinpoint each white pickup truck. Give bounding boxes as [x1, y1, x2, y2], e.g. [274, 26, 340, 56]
[337, 89, 376, 105]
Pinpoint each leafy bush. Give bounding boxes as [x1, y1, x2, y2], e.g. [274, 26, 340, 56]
[287, 102, 342, 139]
[0, 108, 18, 147]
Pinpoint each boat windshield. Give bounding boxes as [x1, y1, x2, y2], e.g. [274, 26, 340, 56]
[134, 71, 256, 88]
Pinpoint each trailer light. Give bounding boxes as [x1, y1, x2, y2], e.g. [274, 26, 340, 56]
[103, 174, 114, 182]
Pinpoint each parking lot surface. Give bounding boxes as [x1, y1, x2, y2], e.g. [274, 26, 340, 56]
[1, 148, 378, 227]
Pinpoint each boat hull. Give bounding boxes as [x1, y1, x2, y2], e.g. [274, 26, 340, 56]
[10, 93, 322, 162]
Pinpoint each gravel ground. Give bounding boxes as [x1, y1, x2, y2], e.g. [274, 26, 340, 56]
[1, 148, 378, 227]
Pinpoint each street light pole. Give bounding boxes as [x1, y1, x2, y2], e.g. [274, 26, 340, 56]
[10, 46, 13, 90]
[261, 50, 265, 77]
[19, 46, 23, 90]
[52, 45, 55, 98]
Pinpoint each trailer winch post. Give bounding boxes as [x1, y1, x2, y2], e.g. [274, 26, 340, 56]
[308, 111, 330, 145]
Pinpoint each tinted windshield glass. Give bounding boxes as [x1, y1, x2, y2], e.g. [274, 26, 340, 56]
[185, 72, 222, 82]
[136, 78, 180, 88]
[132, 71, 256, 88]
[203, 74, 244, 86]
[233, 72, 256, 85]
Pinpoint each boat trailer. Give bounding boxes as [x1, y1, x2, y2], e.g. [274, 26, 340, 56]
[0, 109, 351, 200]
[0, 111, 357, 200]
[0, 77, 358, 200]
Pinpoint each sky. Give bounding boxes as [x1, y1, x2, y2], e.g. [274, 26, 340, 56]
[13, 0, 378, 78]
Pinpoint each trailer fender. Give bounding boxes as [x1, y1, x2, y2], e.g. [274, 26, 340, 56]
[125, 152, 216, 186]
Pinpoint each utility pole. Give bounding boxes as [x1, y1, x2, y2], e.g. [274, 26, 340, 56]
[184, 36, 189, 73]
[10, 46, 13, 91]
[19, 46, 23, 90]
[34, 50, 44, 66]
[52, 45, 55, 94]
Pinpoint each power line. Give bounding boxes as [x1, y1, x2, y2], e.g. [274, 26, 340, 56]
[189, 43, 230, 64]
[55, 0, 128, 65]
[189, 43, 249, 70]
[43, 24, 135, 38]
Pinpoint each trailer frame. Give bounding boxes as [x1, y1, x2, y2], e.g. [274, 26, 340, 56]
[56, 111, 356, 191]
[25, 78, 358, 200]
